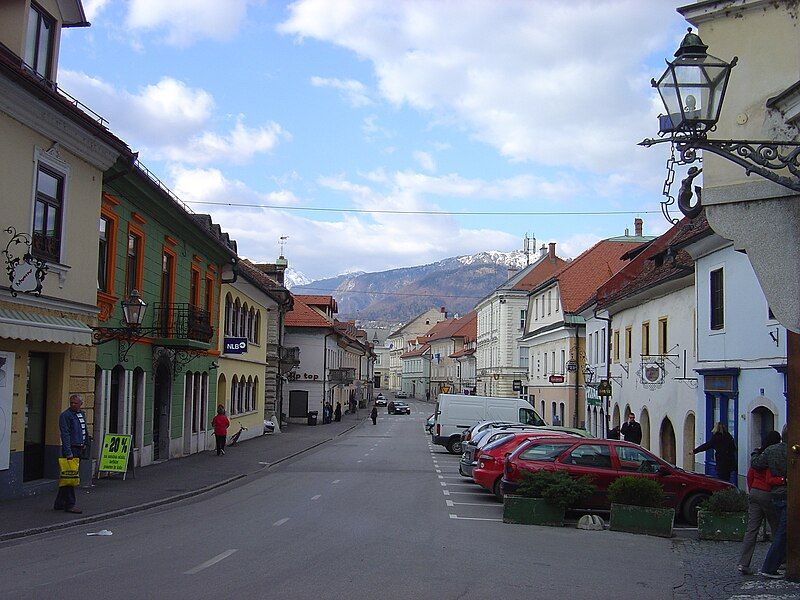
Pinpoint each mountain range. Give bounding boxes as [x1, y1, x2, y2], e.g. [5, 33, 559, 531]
[288, 250, 537, 323]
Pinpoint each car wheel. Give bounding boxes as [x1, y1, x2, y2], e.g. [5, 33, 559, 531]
[446, 437, 462, 455]
[681, 493, 709, 526]
[492, 477, 503, 502]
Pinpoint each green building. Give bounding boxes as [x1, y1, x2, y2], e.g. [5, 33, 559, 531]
[93, 161, 237, 467]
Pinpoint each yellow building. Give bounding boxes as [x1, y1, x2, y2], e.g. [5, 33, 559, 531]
[0, 0, 133, 498]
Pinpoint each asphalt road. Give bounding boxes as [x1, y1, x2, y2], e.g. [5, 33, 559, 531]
[0, 398, 682, 600]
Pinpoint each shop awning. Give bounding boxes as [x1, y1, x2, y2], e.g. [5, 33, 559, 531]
[0, 308, 93, 346]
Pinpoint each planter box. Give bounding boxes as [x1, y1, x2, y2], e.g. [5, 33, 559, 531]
[697, 510, 747, 541]
[503, 495, 565, 526]
[609, 503, 674, 538]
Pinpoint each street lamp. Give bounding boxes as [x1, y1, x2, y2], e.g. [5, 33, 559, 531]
[640, 29, 800, 223]
[121, 289, 147, 328]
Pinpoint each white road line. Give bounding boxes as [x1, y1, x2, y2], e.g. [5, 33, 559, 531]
[273, 518, 290, 527]
[440, 475, 465, 479]
[440, 482, 447, 486]
[184, 549, 238, 575]
[357, 460, 362, 463]
[449, 502, 499, 507]
[311, 495, 321, 501]
[435, 469, 441, 473]
[442, 490, 450, 496]
[437, 475, 444, 479]
[446, 491, 488, 496]
[446, 500, 454, 507]
[332, 480, 340, 484]
[449, 515, 503, 522]
[444, 483, 476, 487]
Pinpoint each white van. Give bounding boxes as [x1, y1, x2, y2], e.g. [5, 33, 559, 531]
[431, 394, 544, 454]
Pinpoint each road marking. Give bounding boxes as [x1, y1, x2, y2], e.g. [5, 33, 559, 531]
[364, 453, 370, 456]
[441, 475, 464, 479]
[440, 482, 447, 486]
[435, 469, 441, 473]
[442, 490, 450, 496]
[357, 460, 362, 463]
[273, 518, 290, 527]
[311, 495, 321, 501]
[449, 515, 503, 522]
[438, 475, 444, 479]
[332, 480, 340, 484]
[184, 549, 238, 574]
[444, 483, 476, 487]
[449, 501, 499, 507]
[446, 500, 454, 507]
[446, 491, 488, 496]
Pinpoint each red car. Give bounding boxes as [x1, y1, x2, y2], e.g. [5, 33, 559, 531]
[473, 432, 579, 500]
[501, 438, 734, 525]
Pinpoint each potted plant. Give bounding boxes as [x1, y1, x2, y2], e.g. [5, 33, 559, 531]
[503, 470, 595, 526]
[608, 476, 674, 538]
[697, 488, 748, 541]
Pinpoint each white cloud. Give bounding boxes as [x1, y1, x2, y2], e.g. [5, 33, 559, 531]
[280, 0, 683, 181]
[170, 167, 300, 208]
[413, 151, 436, 172]
[310, 76, 372, 107]
[58, 71, 287, 165]
[83, 0, 110, 21]
[126, 0, 250, 46]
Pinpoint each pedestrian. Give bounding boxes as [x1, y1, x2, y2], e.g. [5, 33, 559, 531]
[426, 390, 431, 402]
[370, 405, 378, 425]
[54, 394, 87, 514]
[752, 424, 788, 579]
[607, 425, 621, 440]
[322, 403, 331, 424]
[334, 402, 342, 422]
[212, 405, 230, 456]
[621, 412, 643, 444]
[737, 430, 783, 575]
[693, 421, 737, 482]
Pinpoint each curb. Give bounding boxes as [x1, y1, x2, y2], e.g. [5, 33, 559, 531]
[0, 418, 365, 543]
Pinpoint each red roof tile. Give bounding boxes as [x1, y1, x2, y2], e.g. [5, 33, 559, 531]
[512, 256, 568, 291]
[295, 295, 338, 313]
[401, 343, 430, 358]
[451, 311, 477, 343]
[285, 295, 333, 328]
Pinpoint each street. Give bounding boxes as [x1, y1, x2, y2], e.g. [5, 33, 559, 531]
[0, 399, 681, 600]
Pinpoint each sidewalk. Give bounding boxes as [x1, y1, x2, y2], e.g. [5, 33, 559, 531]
[0, 412, 365, 541]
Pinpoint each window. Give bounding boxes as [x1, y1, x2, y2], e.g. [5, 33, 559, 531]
[519, 347, 529, 369]
[543, 352, 548, 375]
[519, 407, 545, 426]
[600, 329, 606, 363]
[710, 268, 725, 330]
[559, 402, 565, 427]
[520, 309, 526, 330]
[625, 327, 632, 361]
[160, 250, 175, 335]
[587, 333, 593, 364]
[24, 3, 54, 79]
[564, 444, 612, 469]
[613, 330, 620, 362]
[190, 268, 200, 308]
[658, 318, 668, 354]
[224, 294, 233, 336]
[560, 350, 565, 374]
[98, 216, 111, 291]
[547, 291, 552, 315]
[641, 322, 650, 356]
[615, 446, 661, 473]
[519, 441, 572, 462]
[534, 298, 539, 320]
[32, 165, 63, 262]
[125, 232, 142, 296]
[205, 275, 214, 316]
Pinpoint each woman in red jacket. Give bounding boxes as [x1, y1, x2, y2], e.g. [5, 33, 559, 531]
[212, 405, 230, 456]
[738, 430, 784, 574]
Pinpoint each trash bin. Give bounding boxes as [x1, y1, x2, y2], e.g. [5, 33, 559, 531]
[307, 411, 318, 426]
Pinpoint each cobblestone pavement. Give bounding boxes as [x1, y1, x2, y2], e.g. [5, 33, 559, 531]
[672, 538, 800, 599]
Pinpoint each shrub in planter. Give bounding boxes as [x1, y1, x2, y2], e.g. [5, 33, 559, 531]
[503, 470, 595, 526]
[608, 476, 674, 538]
[697, 488, 748, 541]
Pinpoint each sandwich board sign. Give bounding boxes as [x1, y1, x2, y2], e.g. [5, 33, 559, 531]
[98, 433, 134, 479]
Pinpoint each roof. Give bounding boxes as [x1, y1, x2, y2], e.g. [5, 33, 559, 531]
[511, 255, 568, 292]
[451, 311, 477, 343]
[237, 259, 291, 305]
[401, 343, 430, 358]
[596, 214, 709, 310]
[533, 237, 653, 314]
[449, 348, 476, 359]
[422, 318, 464, 343]
[295, 295, 338, 313]
[284, 295, 333, 328]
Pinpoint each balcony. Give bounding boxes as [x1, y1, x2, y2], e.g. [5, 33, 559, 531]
[279, 346, 300, 374]
[152, 303, 213, 348]
[329, 367, 356, 385]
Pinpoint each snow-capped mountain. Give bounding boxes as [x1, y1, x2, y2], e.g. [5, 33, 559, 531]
[291, 249, 538, 322]
[283, 267, 312, 289]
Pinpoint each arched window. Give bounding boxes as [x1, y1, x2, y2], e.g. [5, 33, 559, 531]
[230, 376, 238, 415]
[247, 307, 255, 342]
[240, 302, 248, 337]
[247, 376, 254, 411]
[224, 293, 233, 336]
[253, 376, 259, 412]
[238, 377, 245, 414]
[254, 311, 260, 344]
[233, 298, 241, 338]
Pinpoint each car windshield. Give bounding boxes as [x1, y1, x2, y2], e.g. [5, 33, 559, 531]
[518, 441, 574, 462]
[480, 432, 514, 448]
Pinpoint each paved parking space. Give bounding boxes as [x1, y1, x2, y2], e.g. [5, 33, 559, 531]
[426, 439, 504, 523]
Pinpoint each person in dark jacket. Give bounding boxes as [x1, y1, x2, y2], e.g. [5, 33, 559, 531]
[334, 402, 342, 422]
[693, 422, 737, 482]
[607, 425, 621, 440]
[54, 394, 87, 513]
[620, 413, 642, 444]
[370, 405, 378, 425]
[753, 424, 788, 579]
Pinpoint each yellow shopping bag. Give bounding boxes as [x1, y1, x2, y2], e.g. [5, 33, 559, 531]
[58, 457, 80, 487]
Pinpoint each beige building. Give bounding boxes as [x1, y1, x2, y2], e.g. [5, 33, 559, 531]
[0, 0, 133, 498]
[386, 307, 447, 391]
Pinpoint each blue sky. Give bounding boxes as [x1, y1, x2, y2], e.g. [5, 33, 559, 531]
[60, 0, 691, 281]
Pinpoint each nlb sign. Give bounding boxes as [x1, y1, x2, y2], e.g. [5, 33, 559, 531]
[224, 337, 248, 354]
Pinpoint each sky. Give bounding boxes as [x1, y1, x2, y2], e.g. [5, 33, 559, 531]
[60, 0, 691, 281]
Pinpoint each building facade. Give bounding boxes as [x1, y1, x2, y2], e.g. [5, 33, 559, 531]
[386, 307, 447, 391]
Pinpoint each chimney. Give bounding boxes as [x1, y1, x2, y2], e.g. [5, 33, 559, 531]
[540, 244, 547, 258]
[624, 227, 630, 236]
[634, 218, 643, 237]
[440, 306, 447, 318]
[548, 242, 556, 261]
[507, 266, 518, 280]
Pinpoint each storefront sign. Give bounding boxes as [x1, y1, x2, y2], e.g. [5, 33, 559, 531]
[598, 379, 613, 397]
[287, 372, 319, 381]
[586, 384, 602, 407]
[98, 434, 132, 473]
[224, 337, 248, 354]
[548, 375, 565, 384]
[512, 379, 522, 392]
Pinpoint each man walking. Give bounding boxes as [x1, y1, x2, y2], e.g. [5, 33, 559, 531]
[752, 424, 788, 579]
[54, 394, 87, 514]
[620, 412, 642, 445]
[370, 405, 378, 425]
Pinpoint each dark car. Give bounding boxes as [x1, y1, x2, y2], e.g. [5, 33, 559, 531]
[388, 401, 410, 415]
[500, 438, 733, 525]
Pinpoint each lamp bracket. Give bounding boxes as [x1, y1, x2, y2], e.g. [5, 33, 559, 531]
[92, 325, 153, 363]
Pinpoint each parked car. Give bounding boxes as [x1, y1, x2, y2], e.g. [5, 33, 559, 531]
[388, 401, 410, 415]
[500, 438, 733, 524]
[425, 413, 436, 434]
[473, 432, 580, 499]
[375, 394, 387, 407]
[395, 390, 408, 399]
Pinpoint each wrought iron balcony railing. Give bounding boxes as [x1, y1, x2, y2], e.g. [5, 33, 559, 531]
[279, 346, 301, 364]
[152, 303, 213, 343]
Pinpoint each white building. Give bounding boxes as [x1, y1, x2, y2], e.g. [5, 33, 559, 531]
[387, 308, 447, 391]
[476, 244, 566, 398]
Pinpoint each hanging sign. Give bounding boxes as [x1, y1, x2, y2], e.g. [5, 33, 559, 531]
[224, 337, 248, 354]
[98, 434, 132, 473]
[598, 379, 613, 397]
[512, 379, 522, 392]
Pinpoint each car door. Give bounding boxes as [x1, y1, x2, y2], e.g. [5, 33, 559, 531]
[613, 445, 685, 508]
[556, 442, 617, 509]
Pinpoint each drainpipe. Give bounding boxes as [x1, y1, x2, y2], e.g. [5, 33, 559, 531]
[322, 330, 335, 410]
[594, 306, 612, 438]
[574, 324, 580, 428]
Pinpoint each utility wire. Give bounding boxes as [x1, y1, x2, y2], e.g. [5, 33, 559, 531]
[185, 200, 656, 217]
[295, 287, 486, 299]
